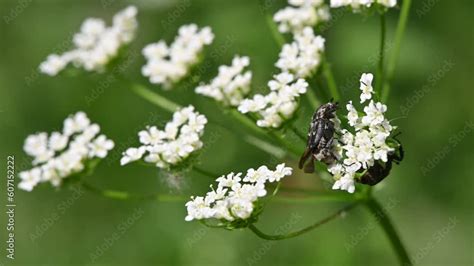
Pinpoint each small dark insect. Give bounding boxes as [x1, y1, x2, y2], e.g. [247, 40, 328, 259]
[299, 102, 339, 173]
[359, 141, 404, 185]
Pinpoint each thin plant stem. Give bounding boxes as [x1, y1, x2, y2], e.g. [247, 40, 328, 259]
[306, 88, 321, 109]
[193, 166, 218, 179]
[381, 0, 412, 102]
[130, 84, 181, 113]
[322, 58, 340, 101]
[248, 202, 358, 240]
[265, 14, 285, 48]
[376, 13, 386, 95]
[290, 124, 307, 143]
[364, 197, 412, 266]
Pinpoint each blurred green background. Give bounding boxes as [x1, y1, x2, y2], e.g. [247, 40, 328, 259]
[0, 0, 473, 265]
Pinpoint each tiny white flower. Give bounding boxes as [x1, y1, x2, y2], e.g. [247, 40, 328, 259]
[332, 174, 355, 193]
[18, 168, 42, 192]
[360, 73, 374, 103]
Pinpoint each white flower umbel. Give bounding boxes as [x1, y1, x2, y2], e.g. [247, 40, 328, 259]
[185, 163, 292, 222]
[18, 112, 114, 191]
[39, 6, 138, 76]
[195, 55, 252, 106]
[276, 27, 325, 79]
[330, 0, 397, 10]
[238, 72, 308, 128]
[328, 73, 395, 193]
[274, 0, 330, 35]
[120, 105, 207, 168]
[141, 24, 214, 89]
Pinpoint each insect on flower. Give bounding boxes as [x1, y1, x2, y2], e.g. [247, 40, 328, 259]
[299, 101, 339, 173]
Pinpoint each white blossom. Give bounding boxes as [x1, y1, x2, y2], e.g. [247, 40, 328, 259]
[274, 0, 330, 35]
[39, 6, 138, 76]
[330, 0, 396, 10]
[142, 24, 214, 88]
[121, 106, 207, 169]
[276, 27, 325, 78]
[185, 163, 292, 222]
[18, 112, 114, 191]
[195, 55, 252, 106]
[328, 73, 395, 193]
[238, 72, 308, 128]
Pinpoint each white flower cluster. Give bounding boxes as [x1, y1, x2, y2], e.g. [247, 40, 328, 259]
[274, 0, 330, 35]
[141, 24, 214, 88]
[18, 112, 115, 191]
[120, 106, 207, 168]
[276, 27, 325, 78]
[238, 72, 308, 128]
[330, 0, 397, 10]
[185, 163, 292, 222]
[328, 73, 394, 193]
[195, 56, 252, 106]
[39, 6, 138, 76]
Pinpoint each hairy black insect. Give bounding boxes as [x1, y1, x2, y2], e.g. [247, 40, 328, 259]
[299, 102, 338, 173]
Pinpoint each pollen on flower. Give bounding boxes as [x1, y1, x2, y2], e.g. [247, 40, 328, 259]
[326, 73, 398, 193]
[18, 112, 114, 191]
[184, 163, 292, 223]
[39, 6, 138, 76]
[274, 0, 330, 35]
[238, 72, 308, 128]
[330, 0, 397, 10]
[195, 55, 252, 106]
[120, 105, 207, 169]
[276, 27, 325, 79]
[141, 24, 214, 89]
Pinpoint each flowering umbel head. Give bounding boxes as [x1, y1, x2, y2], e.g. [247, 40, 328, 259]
[185, 164, 292, 228]
[120, 105, 207, 169]
[306, 73, 402, 193]
[141, 24, 214, 88]
[39, 6, 138, 76]
[19, 112, 114, 191]
[330, 0, 397, 11]
[274, 0, 330, 35]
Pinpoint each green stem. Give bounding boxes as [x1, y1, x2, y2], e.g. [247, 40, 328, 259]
[248, 202, 358, 240]
[130, 84, 181, 113]
[306, 88, 321, 109]
[265, 14, 285, 48]
[322, 58, 340, 101]
[381, 0, 412, 102]
[376, 13, 386, 95]
[290, 124, 307, 143]
[364, 197, 412, 266]
[80, 182, 186, 201]
[193, 166, 218, 179]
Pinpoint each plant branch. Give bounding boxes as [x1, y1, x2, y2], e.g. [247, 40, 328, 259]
[130, 84, 181, 112]
[381, 0, 412, 102]
[322, 58, 340, 101]
[376, 13, 386, 95]
[248, 202, 358, 240]
[364, 197, 412, 266]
